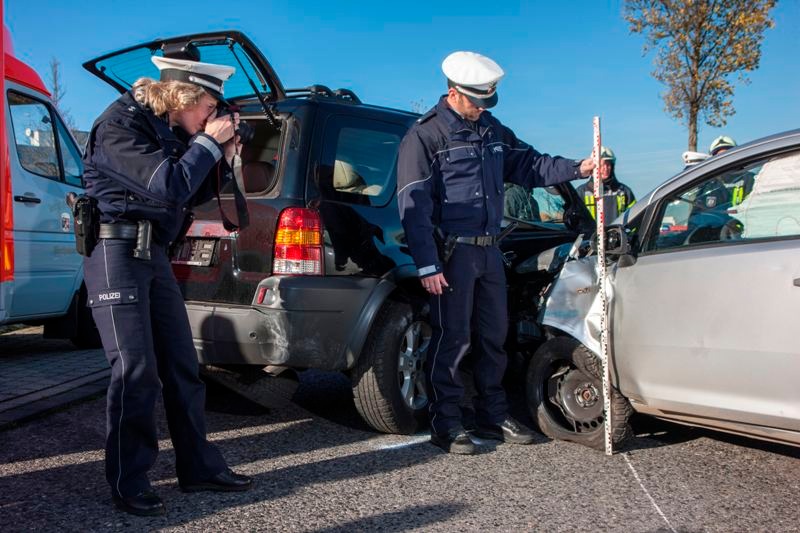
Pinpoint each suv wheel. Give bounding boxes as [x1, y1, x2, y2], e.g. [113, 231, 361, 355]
[526, 337, 632, 450]
[352, 300, 430, 434]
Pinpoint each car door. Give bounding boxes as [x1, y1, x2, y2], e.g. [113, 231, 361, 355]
[6, 85, 84, 318]
[611, 147, 800, 434]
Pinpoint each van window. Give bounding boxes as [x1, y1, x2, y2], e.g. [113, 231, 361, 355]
[55, 116, 83, 187]
[7, 91, 84, 188]
[8, 92, 60, 179]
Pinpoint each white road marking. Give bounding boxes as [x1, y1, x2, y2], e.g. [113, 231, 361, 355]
[623, 453, 677, 533]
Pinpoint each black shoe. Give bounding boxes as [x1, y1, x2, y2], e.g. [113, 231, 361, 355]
[112, 490, 165, 517]
[179, 469, 253, 493]
[430, 428, 476, 455]
[474, 416, 537, 445]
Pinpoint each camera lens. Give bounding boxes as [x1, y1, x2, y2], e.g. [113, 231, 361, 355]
[236, 121, 255, 145]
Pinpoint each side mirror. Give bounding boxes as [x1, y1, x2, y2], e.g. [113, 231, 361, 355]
[605, 225, 629, 255]
[605, 224, 636, 267]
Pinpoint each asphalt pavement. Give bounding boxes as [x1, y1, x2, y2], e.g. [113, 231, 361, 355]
[0, 332, 798, 532]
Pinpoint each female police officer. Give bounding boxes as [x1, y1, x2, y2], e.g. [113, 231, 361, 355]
[82, 56, 251, 516]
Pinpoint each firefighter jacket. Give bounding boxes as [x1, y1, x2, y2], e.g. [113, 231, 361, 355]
[82, 91, 231, 245]
[575, 176, 636, 224]
[397, 96, 583, 277]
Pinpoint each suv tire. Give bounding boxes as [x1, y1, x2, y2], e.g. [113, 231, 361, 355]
[526, 337, 632, 451]
[352, 300, 430, 434]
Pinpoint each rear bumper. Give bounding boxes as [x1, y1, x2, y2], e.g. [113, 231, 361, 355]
[185, 275, 381, 370]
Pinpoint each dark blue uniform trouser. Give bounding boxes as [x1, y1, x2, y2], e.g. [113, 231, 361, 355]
[426, 243, 508, 435]
[84, 239, 226, 498]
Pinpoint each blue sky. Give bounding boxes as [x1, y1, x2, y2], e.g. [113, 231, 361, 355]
[5, 0, 799, 196]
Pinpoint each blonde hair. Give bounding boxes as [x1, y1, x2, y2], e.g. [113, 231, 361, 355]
[132, 77, 208, 116]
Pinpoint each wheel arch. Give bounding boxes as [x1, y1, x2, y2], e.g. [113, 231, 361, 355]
[342, 265, 427, 370]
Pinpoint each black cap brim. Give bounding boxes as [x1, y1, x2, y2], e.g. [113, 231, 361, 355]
[159, 68, 225, 102]
[463, 91, 498, 109]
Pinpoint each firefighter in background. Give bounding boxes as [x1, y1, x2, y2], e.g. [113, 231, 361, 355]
[709, 135, 753, 206]
[576, 146, 635, 223]
[710, 135, 737, 157]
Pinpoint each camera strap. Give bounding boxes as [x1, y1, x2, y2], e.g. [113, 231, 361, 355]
[216, 124, 250, 232]
[216, 153, 250, 232]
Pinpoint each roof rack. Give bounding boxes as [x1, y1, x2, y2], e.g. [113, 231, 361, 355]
[284, 85, 361, 104]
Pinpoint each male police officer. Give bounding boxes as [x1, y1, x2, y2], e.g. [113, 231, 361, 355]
[576, 146, 635, 224]
[398, 51, 594, 454]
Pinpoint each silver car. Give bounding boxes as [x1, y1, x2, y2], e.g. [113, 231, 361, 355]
[526, 129, 800, 450]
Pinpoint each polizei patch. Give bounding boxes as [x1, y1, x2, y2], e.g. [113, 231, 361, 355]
[98, 291, 122, 304]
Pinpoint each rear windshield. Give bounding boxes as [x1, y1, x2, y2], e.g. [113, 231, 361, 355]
[94, 40, 270, 101]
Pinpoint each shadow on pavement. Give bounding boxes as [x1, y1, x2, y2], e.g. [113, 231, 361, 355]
[622, 414, 800, 459]
[308, 502, 468, 532]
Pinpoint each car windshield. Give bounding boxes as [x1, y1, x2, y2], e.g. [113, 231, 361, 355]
[94, 40, 270, 101]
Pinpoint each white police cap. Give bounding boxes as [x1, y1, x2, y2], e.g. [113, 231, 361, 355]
[682, 150, 710, 166]
[151, 56, 235, 101]
[442, 51, 505, 109]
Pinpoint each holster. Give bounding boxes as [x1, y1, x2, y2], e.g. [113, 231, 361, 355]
[434, 228, 458, 264]
[66, 193, 99, 257]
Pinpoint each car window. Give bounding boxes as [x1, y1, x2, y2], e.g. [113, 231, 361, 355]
[318, 116, 404, 207]
[647, 150, 800, 252]
[55, 115, 84, 187]
[504, 184, 566, 226]
[8, 91, 60, 180]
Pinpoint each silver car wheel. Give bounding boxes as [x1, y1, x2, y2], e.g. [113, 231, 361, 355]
[397, 320, 431, 410]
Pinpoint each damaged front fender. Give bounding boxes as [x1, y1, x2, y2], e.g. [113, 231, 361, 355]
[540, 255, 616, 358]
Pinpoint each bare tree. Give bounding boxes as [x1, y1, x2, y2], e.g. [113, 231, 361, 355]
[410, 98, 426, 114]
[48, 57, 76, 130]
[624, 0, 776, 150]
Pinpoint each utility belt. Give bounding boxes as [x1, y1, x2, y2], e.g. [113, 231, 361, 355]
[65, 193, 153, 260]
[455, 235, 497, 246]
[435, 222, 518, 264]
[99, 221, 154, 260]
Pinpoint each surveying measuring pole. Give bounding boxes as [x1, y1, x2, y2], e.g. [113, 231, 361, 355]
[592, 116, 613, 456]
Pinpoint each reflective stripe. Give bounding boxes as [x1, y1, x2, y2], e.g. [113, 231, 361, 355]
[732, 185, 744, 206]
[429, 294, 444, 433]
[103, 241, 126, 498]
[192, 134, 222, 162]
[584, 193, 596, 219]
[418, 264, 438, 277]
[146, 158, 169, 190]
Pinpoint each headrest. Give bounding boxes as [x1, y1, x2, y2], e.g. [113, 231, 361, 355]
[333, 160, 364, 189]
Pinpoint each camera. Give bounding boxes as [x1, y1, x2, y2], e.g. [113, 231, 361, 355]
[216, 103, 255, 145]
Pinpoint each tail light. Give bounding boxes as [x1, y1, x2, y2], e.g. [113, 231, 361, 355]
[272, 207, 323, 275]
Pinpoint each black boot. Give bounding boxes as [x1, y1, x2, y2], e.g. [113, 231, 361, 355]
[112, 490, 165, 517]
[430, 428, 477, 455]
[179, 469, 253, 493]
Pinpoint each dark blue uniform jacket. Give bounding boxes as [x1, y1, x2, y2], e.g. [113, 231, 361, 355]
[83, 91, 231, 245]
[397, 96, 583, 277]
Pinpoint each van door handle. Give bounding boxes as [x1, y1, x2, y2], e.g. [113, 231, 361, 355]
[794, 278, 800, 287]
[14, 195, 41, 204]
